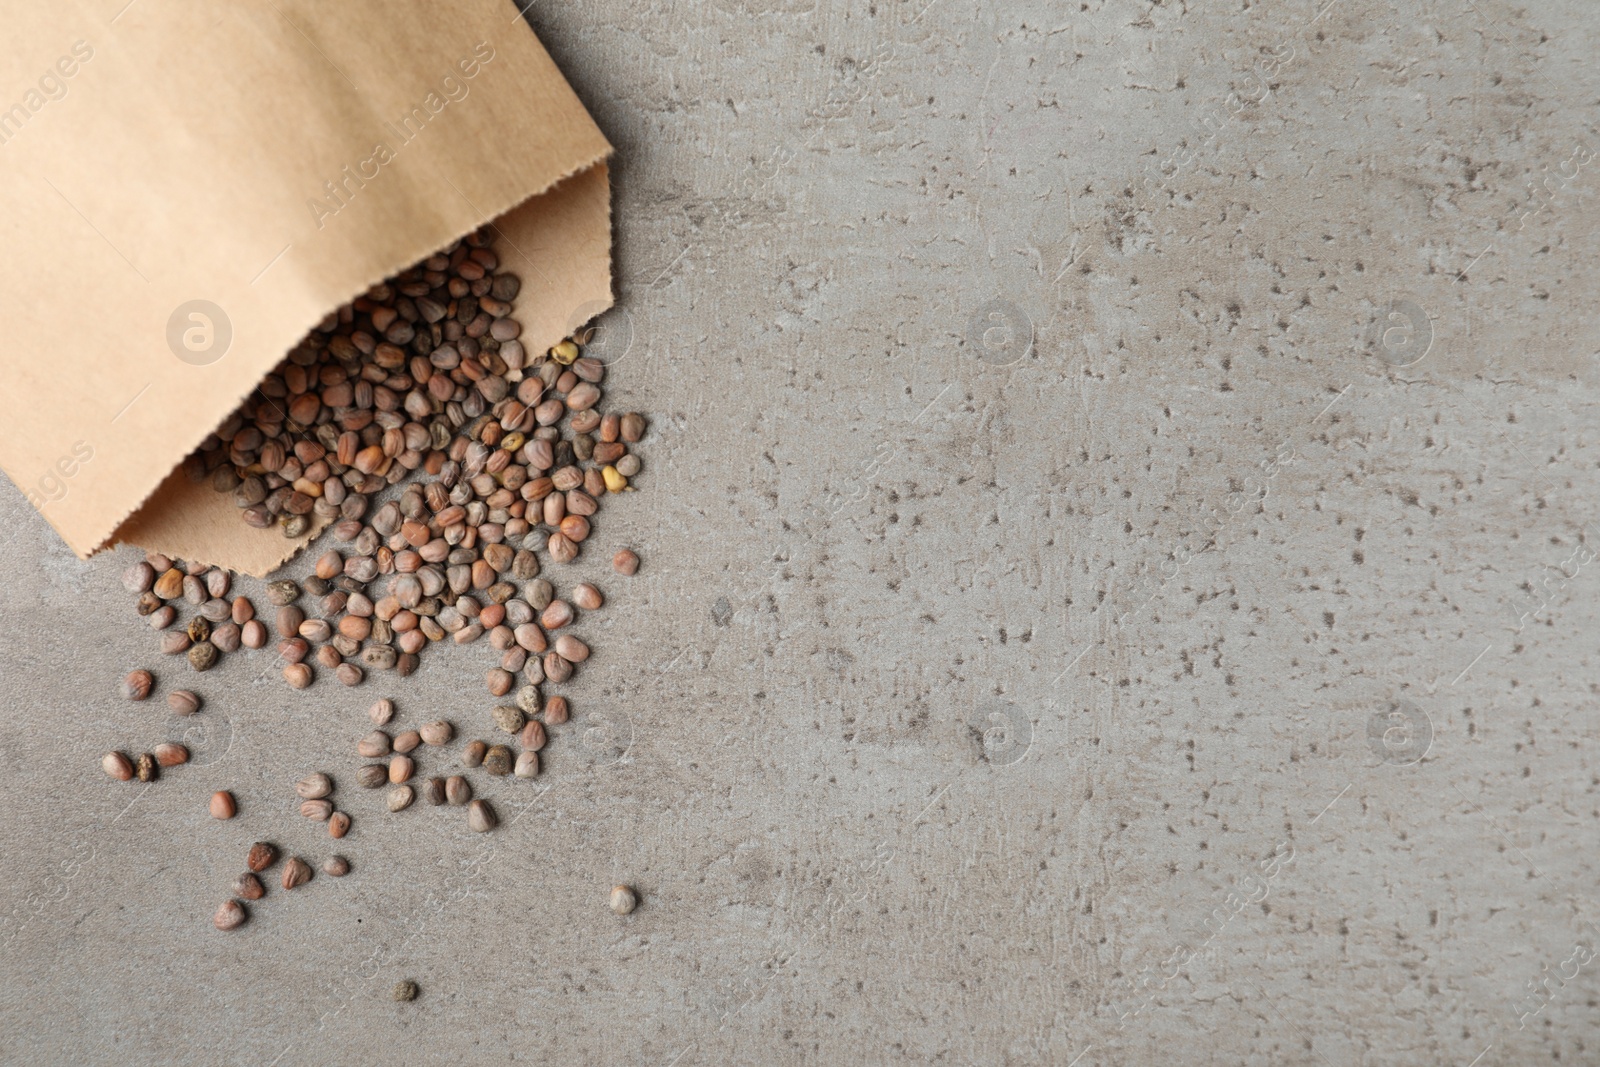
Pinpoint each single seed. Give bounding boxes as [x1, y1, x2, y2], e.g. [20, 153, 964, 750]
[544, 652, 573, 683]
[213, 900, 248, 931]
[102, 751, 134, 781]
[323, 855, 351, 877]
[161, 631, 192, 655]
[154, 568, 184, 600]
[462, 740, 487, 768]
[186, 616, 211, 644]
[266, 580, 301, 606]
[368, 697, 396, 725]
[467, 799, 497, 832]
[136, 753, 158, 782]
[486, 668, 513, 696]
[300, 799, 334, 821]
[492, 705, 525, 734]
[154, 742, 189, 767]
[540, 600, 574, 630]
[609, 885, 638, 915]
[284, 663, 313, 689]
[515, 685, 542, 715]
[246, 842, 278, 872]
[572, 583, 603, 611]
[188, 642, 219, 672]
[445, 775, 472, 805]
[232, 873, 265, 901]
[329, 811, 351, 838]
[167, 690, 202, 715]
[520, 719, 546, 752]
[210, 791, 237, 819]
[419, 720, 454, 746]
[393, 980, 419, 1002]
[620, 413, 646, 443]
[482, 745, 513, 776]
[296, 773, 333, 799]
[122, 669, 154, 701]
[281, 857, 313, 889]
[241, 620, 268, 648]
[543, 695, 570, 725]
[555, 634, 590, 663]
[613, 549, 640, 575]
[123, 562, 156, 593]
[357, 730, 392, 758]
[393, 729, 422, 754]
[357, 764, 387, 788]
[389, 755, 415, 784]
[388, 785, 415, 812]
[423, 777, 447, 805]
[514, 750, 540, 778]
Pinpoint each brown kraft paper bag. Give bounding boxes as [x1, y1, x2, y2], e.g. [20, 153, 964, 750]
[0, 0, 613, 575]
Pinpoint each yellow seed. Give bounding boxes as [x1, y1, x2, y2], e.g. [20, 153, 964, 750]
[551, 340, 579, 365]
[602, 465, 627, 493]
[501, 432, 525, 453]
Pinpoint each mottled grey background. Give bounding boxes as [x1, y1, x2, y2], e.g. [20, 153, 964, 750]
[2, 0, 1598, 1063]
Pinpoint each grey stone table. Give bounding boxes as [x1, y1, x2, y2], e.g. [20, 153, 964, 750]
[2, 1, 1597, 1063]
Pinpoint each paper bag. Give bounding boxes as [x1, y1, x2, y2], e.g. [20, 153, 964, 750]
[0, 0, 613, 575]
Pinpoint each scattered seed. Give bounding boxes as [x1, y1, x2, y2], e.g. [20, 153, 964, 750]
[102, 752, 134, 781]
[368, 698, 395, 725]
[514, 751, 540, 778]
[388, 785, 415, 812]
[609, 885, 638, 915]
[357, 731, 392, 758]
[424, 777, 447, 805]
[357, 765, 388, 789]
[467, 799, 497, 832]
[329, 811, 351, 838]
[482, 745, 513, 776]
[266, 580, 301, 606]
[572, 583, 603, 611]
[300, 799, 334, 821]
[519, 720, 546, 752]
[154, 742, 189, 767]
[389, 756, 415, 784]
[392, 980, 419, 1002]
[210, 791, 237, 819]
[187, 642, 219, 672]
[281, 857, 312, 889]
[296, 773, 333, 799]
[492, 705, 525, 734]
[613, 549, 640, 576]
[393, 729, 422, 754]
[543, 696, 569, 725]
[462, 740, 487, 768]
[214, 899, 248, 931]
[122, 669, 154, 701]
[233, 872, 266, 901]
[555, 634, 590, 663]
[167, 690, 202, 715]
[323, 855, 351, 877]
[445, 776, 472, 806]
[419, 720, 454, 746]
[284, 663, 314, 689]
[246, 842, 278, 872]
[136, 753, 158, 782]
[123, 562, 156, 593]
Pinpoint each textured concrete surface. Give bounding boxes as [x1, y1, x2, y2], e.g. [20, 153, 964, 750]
[2, 0, 1599, 1063]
